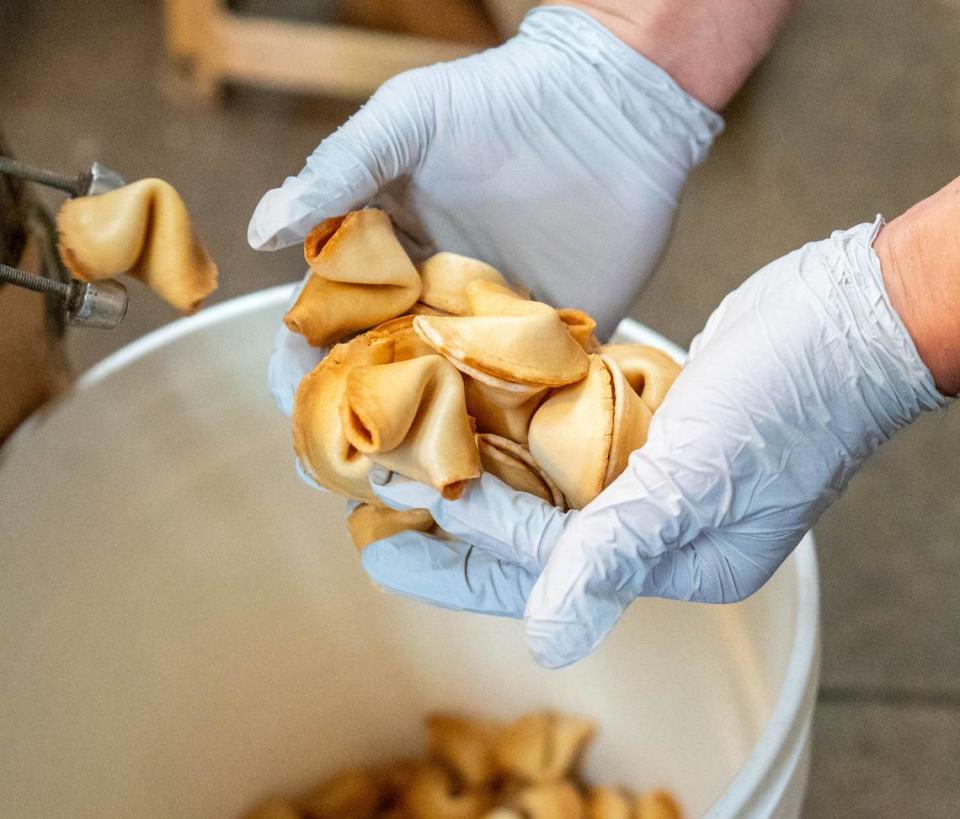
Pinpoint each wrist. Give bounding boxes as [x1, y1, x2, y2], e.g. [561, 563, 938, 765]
[546, 0, 796, 111]
[875, 176, 960, 396]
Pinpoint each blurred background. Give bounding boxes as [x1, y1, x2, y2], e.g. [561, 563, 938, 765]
[2, 0, 960, 815]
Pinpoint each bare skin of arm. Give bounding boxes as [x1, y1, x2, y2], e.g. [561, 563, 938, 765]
[875, 177, 960, 396]
[549, 0, 799, 111]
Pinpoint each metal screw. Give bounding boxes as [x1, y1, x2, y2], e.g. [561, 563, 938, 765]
[0, 263, 128, 328]
[0, 262, 75, 301]
[0, 155, 83, 197]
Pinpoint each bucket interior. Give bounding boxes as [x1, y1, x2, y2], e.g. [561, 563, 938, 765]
[1, 290, 801, 817]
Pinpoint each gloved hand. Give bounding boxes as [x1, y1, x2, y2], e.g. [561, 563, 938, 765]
[361, 219, 945, 668]
[252, 5, 723, 416]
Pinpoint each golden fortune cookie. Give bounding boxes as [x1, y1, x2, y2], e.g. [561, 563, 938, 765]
[598, 343, 682, 412]
[412, 311, 588, 388]
[293, 332, 393, 502]
[57, 178, 218, 314]
[494, 711, 595, 784]
[285, 209, 421, 346]
[587, 786, 634, 819]
[418, 251, 509, 315]
[340, 354, 481, 500]
[346, 504, 435, 551]
[635, 790, 683, 819]
[528, 354, 652, 509]
[404, 765, 494, 819]
[426, 713, 501, 790]
[515, 782, 586, 819]
[477, 433, 565, 508]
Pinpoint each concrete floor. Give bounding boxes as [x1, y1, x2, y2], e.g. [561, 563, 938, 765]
[3, 0, 960, 815]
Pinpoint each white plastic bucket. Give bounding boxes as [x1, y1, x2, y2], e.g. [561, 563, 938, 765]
[0, 286, 820, 818]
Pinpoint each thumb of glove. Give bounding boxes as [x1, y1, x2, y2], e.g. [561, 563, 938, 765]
[248, 74, 431, 251]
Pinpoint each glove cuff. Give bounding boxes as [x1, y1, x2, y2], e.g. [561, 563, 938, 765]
[832, 217, 947, 430]
[519, 6, 724, 167]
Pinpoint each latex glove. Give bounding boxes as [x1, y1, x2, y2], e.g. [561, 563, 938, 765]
[252, 5, 723, 416]
[361, 219, 945, 668]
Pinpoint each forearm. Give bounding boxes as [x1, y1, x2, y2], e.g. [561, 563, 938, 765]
[875, 176, 960, 396]
[548, 0, 797, 110]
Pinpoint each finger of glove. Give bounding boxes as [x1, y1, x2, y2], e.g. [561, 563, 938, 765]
[360, 530, 535, 618]
[370, 471, 569, 573]
[637, 527, 803, 603]
[522, 513, 641, 669]
[248, 74, 431, 251]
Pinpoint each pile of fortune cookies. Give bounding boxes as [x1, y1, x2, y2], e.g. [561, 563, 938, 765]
[287, 209, 682, 550]
[242, 710, 683, 819]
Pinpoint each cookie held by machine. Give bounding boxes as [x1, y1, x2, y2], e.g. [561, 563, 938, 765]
[285, 209, 421, 346]
[57, 178, 218, 314]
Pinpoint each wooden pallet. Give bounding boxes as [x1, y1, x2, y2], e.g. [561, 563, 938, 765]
[162, 0, 532, 100]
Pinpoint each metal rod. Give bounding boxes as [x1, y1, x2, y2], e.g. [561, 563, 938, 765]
[0, 155, 79, 196]
[0, 262, 73, 300]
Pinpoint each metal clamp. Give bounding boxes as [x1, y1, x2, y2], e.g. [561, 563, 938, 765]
[0, 156, 125, 198]
[0, 263, 128, 329]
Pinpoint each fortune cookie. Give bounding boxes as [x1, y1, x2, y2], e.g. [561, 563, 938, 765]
[426, 713, 500, 789]
[599, 344, 682, 411]
[466, 280, 599, 351]
[341, 354, 481, 499]
[242, 797, 301, 819]
[301, 768, 381, 818]
[587, 787, 633, 819]
[494, 712, 595, 784]
[463, 279, 552, 319]
[559, 308, 601, 352]
[418, 252, 508, 315]
[464, 376, 546, 444]
[369, 314, 435, 360]
[57, 178, 218, 314]
[404, 765, 494, 819]
[413, 311, 588, 388]
[635, 790, 683, 819]
[346, 504, 435, 551]
[293, 332, 394, 502]
[477, 434, 565, 507]
[528, 355, 652, 509]
[285, 209, 421, 346]
[515, 782, 586, 819]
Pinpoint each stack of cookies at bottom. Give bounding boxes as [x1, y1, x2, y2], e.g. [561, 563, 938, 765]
[243, 710, 683, 819]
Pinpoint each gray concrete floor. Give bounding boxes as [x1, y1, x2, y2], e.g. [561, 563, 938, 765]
[3, 1, 960, 815]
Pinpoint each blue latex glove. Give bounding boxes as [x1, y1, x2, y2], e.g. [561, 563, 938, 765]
[361, 220, 944, 668]
[253, 5, 723, 421]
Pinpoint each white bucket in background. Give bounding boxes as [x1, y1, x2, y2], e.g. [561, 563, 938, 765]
[0, 286, 820, 818]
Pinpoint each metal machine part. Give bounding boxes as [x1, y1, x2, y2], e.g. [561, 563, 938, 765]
[0, 155, 128, 329]
[0, 156, 125, 198]
[0, 263, 128, 329]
